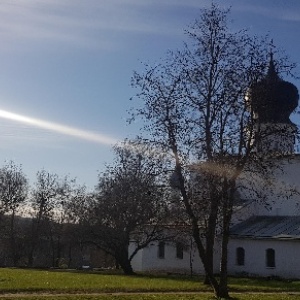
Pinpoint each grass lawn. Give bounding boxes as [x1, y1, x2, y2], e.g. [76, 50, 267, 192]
[0, 295, 299, 300]
[0, 268, 208, 293]
[0, 268, 299, 299]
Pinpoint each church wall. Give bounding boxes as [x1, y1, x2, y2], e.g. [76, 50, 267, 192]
[130, 240, 205, 274]
[261, 156, 300, 217]
[129, 242, 143, 272]
[253, 123, 296, 155]
[228, 238, 300, 279]
[131, 236, 300, 278]
[236, 155, 300, 219]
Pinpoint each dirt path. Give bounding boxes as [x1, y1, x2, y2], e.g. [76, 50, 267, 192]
[0, 291, 299, 298]
[0, 292, 211, 298]
[0, 292, 212, 297]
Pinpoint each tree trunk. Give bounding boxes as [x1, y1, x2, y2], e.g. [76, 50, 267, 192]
[67, 243, 73, 268]
[56, 237, 62, 268]
[28, 222, 40, 267]
[172, 151, 220, 294]
[49, 227, 56, 267]
[28, 236, 36, 267]
[203, 246, 213, 285]
[218, 230, 230, 299]
[203, 227, 214, 285]
[119, 259, 135, 275]
[28, 249, 34, 267]
[192, 223, 220, 295]
[116, 248, 135, 275]
[9, 210, 17, 266]
[217, 179, 236, 299]
[28, 207, 44, 267]
[204, 191, 219, 285]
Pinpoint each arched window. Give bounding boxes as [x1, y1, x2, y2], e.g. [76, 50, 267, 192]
[158, 241, 165, 259]
[176, 242, 184, 259]
[236, 247, 245, 266]
[266, 248, 275, 268]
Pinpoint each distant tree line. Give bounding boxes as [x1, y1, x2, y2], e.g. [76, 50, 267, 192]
[0, 140, 172, 274]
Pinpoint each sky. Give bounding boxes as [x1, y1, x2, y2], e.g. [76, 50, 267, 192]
[0, 0, 299, 190]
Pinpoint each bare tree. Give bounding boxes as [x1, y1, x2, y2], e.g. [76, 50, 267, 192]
[63, 182, 92, 225]
[0, 161, 28, 266]
[28, 169, 65, 267]
[90, 139, 168, 274]
[61, 181, 94, 267]
[130, 4, 296, 298]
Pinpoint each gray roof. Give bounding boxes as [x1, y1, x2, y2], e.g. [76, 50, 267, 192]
[230, 216, 300, 240]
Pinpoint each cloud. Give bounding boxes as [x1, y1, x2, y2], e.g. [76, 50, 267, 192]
[280, 11, 300, 22]
[229, 1, 300, 23]
[2, 0, 298, 52]
[0, 0, 209, 51]
[0, 1, 110, 49]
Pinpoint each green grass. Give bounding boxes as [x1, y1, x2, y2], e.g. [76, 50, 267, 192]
[0, 268, 299, 299]
[0, 295, 300, 300]
[0, 296, 214, 300]
[0, 268, 208, 293]
[228, 276, 300, 292]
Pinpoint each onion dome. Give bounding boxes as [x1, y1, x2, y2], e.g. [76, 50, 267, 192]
[248, 55, 299, 123]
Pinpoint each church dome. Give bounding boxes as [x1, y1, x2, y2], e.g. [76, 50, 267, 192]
[248, 57, 299, 123]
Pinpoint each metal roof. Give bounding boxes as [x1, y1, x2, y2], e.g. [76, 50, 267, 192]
[230, 216, 300, 240]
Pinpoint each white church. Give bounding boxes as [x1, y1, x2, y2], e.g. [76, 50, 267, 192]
[130, 58, 300, 279]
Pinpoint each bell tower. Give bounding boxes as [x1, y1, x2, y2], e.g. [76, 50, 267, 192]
[247, 54, 299, 155]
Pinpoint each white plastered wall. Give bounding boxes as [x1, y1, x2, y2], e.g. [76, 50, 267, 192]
[228, 238, 300, 278]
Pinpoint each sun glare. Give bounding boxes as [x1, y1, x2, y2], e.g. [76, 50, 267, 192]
[0, 109, 118, 145]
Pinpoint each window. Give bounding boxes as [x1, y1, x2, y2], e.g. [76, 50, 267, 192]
[176, 242, 184, 259]
[266, 248, 275, 268]
[158, 241, 165, 259]
[236, 247, 245, 266]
